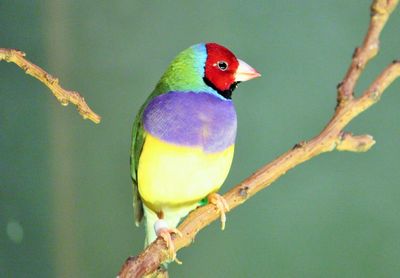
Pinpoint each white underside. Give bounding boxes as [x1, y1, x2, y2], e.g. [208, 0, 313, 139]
[143, 202, 198, 246]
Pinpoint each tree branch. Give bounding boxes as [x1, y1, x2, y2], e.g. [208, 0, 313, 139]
[118, 0, 399, 277]
[0, 48, 101, 124]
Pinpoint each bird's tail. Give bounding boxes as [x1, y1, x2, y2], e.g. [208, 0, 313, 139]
[142, 203, 197, 247]
[143, 205, 158, 247]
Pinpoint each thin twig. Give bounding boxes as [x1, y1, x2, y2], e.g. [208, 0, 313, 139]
[118, 0, 399, 277]
[337, 0, 398, 105]
[0, 48, 101, 124]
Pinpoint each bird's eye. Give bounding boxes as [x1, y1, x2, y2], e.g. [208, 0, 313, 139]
[216, 61, 228, 71]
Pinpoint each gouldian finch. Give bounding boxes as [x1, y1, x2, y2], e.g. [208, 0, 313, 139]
[130, 43, 260, 260]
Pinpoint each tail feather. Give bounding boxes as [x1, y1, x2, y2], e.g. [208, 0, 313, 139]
[142, 203, 198, 247]
[143, 205, 158, 247]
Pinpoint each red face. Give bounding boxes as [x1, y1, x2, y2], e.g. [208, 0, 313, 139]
[204, 43, 240, 92]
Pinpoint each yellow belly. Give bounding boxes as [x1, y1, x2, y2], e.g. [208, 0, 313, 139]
[138, 134, 234, 212]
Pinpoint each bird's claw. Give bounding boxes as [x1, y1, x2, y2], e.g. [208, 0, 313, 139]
[155, 220, 183, 264]
[208, 193, 230, 230]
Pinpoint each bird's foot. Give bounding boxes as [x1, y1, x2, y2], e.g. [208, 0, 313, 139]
[208, 193, 230, 230]
[154, 219, 183, 264]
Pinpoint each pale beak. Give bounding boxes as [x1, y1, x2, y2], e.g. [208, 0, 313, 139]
[234, 59, 261, 82]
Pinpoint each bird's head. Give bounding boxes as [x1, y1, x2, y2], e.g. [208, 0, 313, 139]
[203, 43, 261, 99]
[157, 43, 260, 100]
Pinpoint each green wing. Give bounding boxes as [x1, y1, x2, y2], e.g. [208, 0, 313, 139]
[130, 85, 169, 226]
[130, 103, 146, 226]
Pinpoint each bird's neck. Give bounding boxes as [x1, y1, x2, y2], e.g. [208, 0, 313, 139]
[155, 44, 228, 100]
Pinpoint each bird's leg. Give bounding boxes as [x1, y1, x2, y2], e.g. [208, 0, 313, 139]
[207, 193, 230, 230]
[154, 217, 183, 264]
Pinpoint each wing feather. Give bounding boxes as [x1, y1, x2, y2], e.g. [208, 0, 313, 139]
[130, 106, 146, 226]
[130, 86, 167, 226]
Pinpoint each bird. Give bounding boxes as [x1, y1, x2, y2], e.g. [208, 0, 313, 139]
[130, 42, 260, 262]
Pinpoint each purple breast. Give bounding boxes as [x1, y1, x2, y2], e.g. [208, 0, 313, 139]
[142, 92, 237, 153]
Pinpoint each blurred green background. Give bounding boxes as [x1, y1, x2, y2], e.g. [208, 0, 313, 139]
[1, 1, 400, 277]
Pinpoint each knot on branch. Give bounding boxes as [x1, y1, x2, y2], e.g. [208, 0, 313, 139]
[336, 132, 375, 152]
[45, 73, 59, 85]
[371, 0, 398, 16]
[238, 185, 250, 199]
[293, 141, 307, 150]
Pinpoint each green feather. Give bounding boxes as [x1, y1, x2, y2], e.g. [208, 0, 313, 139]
[130, 44, 209, 226]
